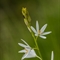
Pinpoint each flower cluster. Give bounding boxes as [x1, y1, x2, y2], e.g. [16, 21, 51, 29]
[18, 7, 54, 60]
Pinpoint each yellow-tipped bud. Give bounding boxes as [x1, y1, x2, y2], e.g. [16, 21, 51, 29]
[22, 7, 27, 18]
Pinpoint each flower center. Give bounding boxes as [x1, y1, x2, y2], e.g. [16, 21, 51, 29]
[38, 30, 40, 35]
[25, 49, 28, 53]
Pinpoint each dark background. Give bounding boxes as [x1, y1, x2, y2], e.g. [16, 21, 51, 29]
[0, 0, 60, 60]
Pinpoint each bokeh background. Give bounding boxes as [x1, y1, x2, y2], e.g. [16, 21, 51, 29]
[0, 0, 60, 60]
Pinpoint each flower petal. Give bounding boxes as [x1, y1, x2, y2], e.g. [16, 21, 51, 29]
[21, 53, 28, 60]
[21, 39, 30, 47]
[36, 21, 39, 32]
[18, 50, 26, 53]
[41, 31, 51, 35]
[21, 49, 31, 60]
[26, 49, 36, 58]
[31, 26, 37, 34]
[18, 43, 27, 48]
[40, 35, 46, 39]
[40, 24, 47, 34]
[51, 51, 54, 60]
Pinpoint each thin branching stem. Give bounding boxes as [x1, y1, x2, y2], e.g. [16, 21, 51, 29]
[28, 26, 42, 60]
[36, 55, 42, 60]
[31, 31, 42, 60]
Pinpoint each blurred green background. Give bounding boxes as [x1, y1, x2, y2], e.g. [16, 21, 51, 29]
[0, 0, 60, 60]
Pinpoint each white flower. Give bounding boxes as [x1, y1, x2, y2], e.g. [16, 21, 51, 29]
[51, 51, 54, 60]
[31, 21, 51, 39]
[18, 39, 37, 60]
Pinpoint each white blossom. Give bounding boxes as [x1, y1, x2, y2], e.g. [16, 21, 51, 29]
[31, 21, 51, 39]
[18, 39, 37, 60]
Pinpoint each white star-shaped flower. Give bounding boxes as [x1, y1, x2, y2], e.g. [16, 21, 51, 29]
[18, 39, 37, 60]
[31, 21, 51, 39]
[51, 51, 54, 60]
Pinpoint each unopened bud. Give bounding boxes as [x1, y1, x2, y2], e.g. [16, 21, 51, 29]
[24, 18, 29, 26]
[22, 7, 26, 18]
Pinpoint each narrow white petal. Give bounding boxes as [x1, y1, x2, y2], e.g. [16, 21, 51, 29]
[18, 50, 26, 53]
[31, 26, 37, 34]
[51, 51, 54, 60]
[36, 21, 39, 32]
[40, 24, 47, 34]
[40, 35, 46, 39]
[26, 49, 36, 58]
[21, 53, 28, 60]
[18, 43, 27, 48]
[41, 31, 52, 35]
[21, 49, 31, 60]
[21, 39, 30, 47]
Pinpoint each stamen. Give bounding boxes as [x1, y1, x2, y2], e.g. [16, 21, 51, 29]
[38, 30, 40, 34]
[25, 49, 28, 53]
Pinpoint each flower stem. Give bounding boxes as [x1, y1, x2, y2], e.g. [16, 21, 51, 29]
[36, 55, 42, 60]
[30, 29, 42, 60]
[35, 37, 42, 60]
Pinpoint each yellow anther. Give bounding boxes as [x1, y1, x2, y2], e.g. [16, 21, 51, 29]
[38, 30, 40, 34]
[25, 49, 28, 53]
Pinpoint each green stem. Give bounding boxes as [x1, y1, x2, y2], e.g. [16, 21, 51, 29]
[30, 29, 42, 60]
[36, 55, 42, 60]
[34, 37, 42, 60]
[27, 23, 42, 60]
